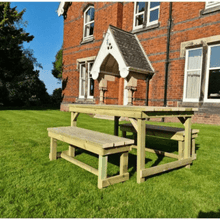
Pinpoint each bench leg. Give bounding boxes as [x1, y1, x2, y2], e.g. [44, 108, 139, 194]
[69, 145, 76, 157]
[98, 155, 108, 189]
[179, 138, 196, 161]
[49, 137, 57, 161]
[184, 117, 192, 169]
[191, 138, 196, 160]
[137, 119, 146, 184]
[178, 141, 184, 160]
[120, 152, 128, 175]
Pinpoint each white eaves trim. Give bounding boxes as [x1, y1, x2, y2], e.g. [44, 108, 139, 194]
[91, 27, 129, 80]
[205, 1, 220, 9]
[57, 1, 66, 17]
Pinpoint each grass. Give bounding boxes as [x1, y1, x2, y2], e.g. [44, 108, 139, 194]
[0, 109, 220, 218]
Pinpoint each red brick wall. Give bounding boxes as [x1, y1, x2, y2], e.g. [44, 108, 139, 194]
[62, 2, 124, 103]
[61, 2, 220, 125]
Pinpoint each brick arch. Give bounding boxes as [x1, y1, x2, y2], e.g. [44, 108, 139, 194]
[82, 3, 94, 13]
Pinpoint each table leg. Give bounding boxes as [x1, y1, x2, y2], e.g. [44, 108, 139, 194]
[49, 137, 57, 161]
[69, 112, 79, 157]
[71, 112, 79, 127]
[114, 116, 120, 136]
[184, 117, 192, 168]
[137, 119, 146, 183]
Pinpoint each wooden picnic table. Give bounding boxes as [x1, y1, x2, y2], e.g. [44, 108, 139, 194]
[68, 104, 198, 184]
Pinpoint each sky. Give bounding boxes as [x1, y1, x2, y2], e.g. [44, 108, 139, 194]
[10, 2, 63, 95]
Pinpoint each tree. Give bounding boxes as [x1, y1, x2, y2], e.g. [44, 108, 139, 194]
[51, 88, 62, 106]
[6, 49, 50, 106]
[0, 2, 49, 106]
[0, 2, 34, 76]
[51, 48, 63, 81]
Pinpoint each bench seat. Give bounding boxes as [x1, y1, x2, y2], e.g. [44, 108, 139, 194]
[120, 123, 199, 160]
[48, 126, 134, 189]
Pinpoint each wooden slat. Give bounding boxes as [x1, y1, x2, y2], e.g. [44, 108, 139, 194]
[121, 123, 184, 133]
[129, 118, 138, 132]
[71, 112, 79, 127]
[120, 124, 199, 141]
[48, 131, 103, 155]
[141, 158, 193, 178]
[69, 106, 143, 118]
[103, 146, 131, 156]
[101, 173, 129, 188]
[61, 151, 99, 176]
[68, 104, 198, 112]
[132, 146, 179, 159]
[68, 105, 197, 119]
[143, 112, 194, 118]
[47, 126, 134, 149]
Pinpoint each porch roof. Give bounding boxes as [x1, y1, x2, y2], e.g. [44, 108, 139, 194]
[110, 25, 153, 72]
[91, 25, 154, 80]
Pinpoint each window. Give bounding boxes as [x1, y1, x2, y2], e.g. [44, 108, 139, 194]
[204, 44, 220, 102]
[87, 62, 94, 99]
[79, 63, 86, 98]
[133, 2, 160, 30]
[79, 61, 94, 99]
[183, 44, 220, 103]
[83, 6, 95, 40]
[205, 1, 220, 9]
[183, 48, 203, 102]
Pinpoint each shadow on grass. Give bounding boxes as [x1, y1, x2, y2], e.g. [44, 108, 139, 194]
[56, 133, 200, 179]
[57, 147, 152, 178]
[198, 209, 220, 218]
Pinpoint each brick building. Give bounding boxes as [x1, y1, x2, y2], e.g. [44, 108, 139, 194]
[57, 2, 220, 125]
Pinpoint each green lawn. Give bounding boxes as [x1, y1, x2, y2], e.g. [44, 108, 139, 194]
[0, 109, 220, 218]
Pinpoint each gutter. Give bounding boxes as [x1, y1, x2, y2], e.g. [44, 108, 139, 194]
[163, 2, 173, 107]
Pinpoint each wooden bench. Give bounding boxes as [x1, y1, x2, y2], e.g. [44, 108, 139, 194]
[120, 123, 199, 160]
[47, 126, 134, 189]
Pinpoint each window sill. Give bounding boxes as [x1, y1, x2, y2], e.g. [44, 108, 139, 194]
[200, 5, 220, 15]
[75, 98, 95, 104]
[131, 23, 160, 34]
[81, 36, 94, 45]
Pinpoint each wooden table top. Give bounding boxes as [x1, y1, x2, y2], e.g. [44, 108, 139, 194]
[68, 104, 198, 119]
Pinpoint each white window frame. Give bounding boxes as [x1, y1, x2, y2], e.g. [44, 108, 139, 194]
[133, 2, 145, 30]
[205, 1, 220, 9]
[133, 2, 160, 30]
[204, 44, 220, 103]
[79, 61, 94, 99]
[87, 62, 94, 99]
[147, 2, 160, 26]
[79, 63, 86, 99]
[183, 47, 203, 102]
[83, 6, 94, 41]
